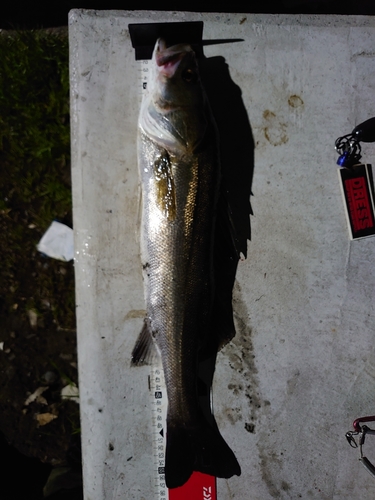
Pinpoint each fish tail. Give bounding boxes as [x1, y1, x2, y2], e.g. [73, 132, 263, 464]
[192, 418, 241, 481]
[165, 417, 241, 489]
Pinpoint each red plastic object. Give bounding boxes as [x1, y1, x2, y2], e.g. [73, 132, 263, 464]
[169, 472, 216, 500]
[353, 415, 375, 432]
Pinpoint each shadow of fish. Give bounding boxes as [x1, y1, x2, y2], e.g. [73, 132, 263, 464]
[132, 38, 241, 489]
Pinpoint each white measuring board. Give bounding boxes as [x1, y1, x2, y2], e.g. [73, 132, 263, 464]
[71, 10, 375, 500]
[138, 56, 217, 500]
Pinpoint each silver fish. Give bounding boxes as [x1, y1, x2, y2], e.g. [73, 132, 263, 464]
[132, 38, 241, 488]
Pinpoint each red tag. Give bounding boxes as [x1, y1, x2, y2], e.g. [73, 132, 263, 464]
[338, 164, 375, 240]
[168, 472, 216, 500]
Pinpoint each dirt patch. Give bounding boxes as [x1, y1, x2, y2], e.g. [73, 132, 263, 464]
[0, 29, 81, 498]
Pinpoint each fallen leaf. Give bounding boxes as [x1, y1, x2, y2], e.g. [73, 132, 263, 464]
[24, 386, 49, 406]
[36, 413, 58, 426]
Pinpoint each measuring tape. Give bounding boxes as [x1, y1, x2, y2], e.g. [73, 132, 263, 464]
[137, 59, 217, 500]
[150, 364, 168, 499]
[137, 58, 150, 104]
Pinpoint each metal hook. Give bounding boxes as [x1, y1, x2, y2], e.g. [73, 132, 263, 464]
[346, 421, 375, 479]
[358, 426, 375, 478]
[345, 431, 358, 448]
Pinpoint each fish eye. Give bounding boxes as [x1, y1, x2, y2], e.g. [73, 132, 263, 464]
[181, 68, 198, 83]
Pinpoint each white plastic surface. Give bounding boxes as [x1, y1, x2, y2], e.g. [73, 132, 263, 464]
[69, 10, 375, 499]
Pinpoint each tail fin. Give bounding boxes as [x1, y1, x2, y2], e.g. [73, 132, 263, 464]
[165, 418, 241, 489]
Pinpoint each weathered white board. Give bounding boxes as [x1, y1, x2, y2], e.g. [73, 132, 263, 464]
[70, 10, 375, 499]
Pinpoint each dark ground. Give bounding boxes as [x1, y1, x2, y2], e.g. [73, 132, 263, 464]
[1, 2, 374, 499]
[1, 0, 375, 30]
[0, 28, 81, 499]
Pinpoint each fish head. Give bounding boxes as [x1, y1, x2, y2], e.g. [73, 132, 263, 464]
[140, 38, 209, 154]
[153, 39, 202, 109]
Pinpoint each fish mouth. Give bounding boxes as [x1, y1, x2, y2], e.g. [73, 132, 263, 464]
[156, 51, 185, 68]
[155, 39, 193, 76]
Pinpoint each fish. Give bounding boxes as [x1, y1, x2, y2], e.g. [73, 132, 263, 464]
[132, 38, 241, 489]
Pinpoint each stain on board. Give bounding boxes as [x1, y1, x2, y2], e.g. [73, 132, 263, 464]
[288, 94, 304, 109]
[228, 382, 244, 393]
[281, 480, 291, 491]
[226, 283, 297, 496]
[263, 110, 289, 146]
[225, 407, 243, 424]
[124, 309, 146, 320]
[287, 370, 300, 396]
[228, 281, 262, 427]
[259, 454, 282, 498]
[245, 422, 255, 433]
[259, 452, 295, 498]
[350, 50, 375, 61]
[230, 286, 296, 497]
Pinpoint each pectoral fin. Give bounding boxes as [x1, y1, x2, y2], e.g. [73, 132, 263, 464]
[131, 319, 158, 366]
